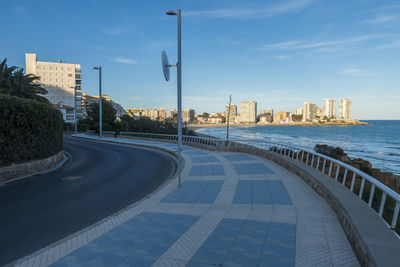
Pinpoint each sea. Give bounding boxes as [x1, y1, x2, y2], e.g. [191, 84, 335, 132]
[197, 120, 400, 175]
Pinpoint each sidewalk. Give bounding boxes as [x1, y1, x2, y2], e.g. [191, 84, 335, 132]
[14, 135, 359, 267]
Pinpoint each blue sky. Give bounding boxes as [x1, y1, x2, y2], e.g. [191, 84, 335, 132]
[1, 0, 400, 119]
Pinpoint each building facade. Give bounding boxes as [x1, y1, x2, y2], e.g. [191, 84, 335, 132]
[339, 98, 352, 120]
[25, 53, 82, 121]
[322, 98, 336, 118]
[225, 105, 237, 124]
[182, 109, 195, 123]
[240, 101, 257, 123]
[302, 102, 317, 121]
[158, 108, 167, 120]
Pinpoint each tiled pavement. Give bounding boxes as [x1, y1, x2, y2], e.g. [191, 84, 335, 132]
[13, 135, 360, 267]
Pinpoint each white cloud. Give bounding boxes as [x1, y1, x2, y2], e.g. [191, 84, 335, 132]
[185, 0, 316, 19]
[108, 57, 139, 64]
[365, 14, 398, 24]
[376, 40, 400, 49]
[276, 55, 291, 60]
[260, 35, 381, 51]
[340, 67, 366, 76]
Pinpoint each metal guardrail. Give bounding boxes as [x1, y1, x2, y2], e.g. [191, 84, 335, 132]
[103, 131, 400, 234]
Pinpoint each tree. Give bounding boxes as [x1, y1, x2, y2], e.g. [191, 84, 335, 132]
[0, 58, 48, 103]
[202, 112, 209, 118]
[86, 99, 116, 130]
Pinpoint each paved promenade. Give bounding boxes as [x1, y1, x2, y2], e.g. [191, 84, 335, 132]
[13, 135, 360, 267]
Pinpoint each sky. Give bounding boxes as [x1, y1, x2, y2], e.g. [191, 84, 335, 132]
[1, 0, 400, 120]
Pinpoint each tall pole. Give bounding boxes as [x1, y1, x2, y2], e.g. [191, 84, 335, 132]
[98, 66, 103, 139]
[74, 86, 77, 135]
[226, 94, 231, 140]
[177, 9, 182, 187]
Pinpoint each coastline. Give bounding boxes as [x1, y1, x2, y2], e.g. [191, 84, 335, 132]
[188, 120, 371, 131]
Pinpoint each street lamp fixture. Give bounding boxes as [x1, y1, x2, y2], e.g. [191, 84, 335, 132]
[164, 8, 183, 187]
[93, 66, 102, 139]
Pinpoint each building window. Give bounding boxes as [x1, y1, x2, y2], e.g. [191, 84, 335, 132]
[68, 74, 72, 77]
[37, 66, 42, 70]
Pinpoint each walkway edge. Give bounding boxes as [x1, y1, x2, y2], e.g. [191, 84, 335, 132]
[223, 147, 400, 267]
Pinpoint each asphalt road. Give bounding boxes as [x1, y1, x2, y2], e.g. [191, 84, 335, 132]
[0, 135, 176, 266]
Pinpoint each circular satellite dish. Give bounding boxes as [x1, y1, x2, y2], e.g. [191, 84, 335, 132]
[162, 51, 170, 81]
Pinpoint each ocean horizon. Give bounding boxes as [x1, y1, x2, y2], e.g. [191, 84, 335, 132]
[197, 120, 400, 175]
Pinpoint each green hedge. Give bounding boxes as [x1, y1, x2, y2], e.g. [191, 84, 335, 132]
[0, 95, 64, 167]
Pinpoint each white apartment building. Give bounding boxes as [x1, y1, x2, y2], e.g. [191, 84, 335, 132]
[322, 98, 336, 118]
[182, 109, 195, 123]
[240, 101, 257, 123]
[25, 53, 82, 122]
[302, 102, 317, 121]
[339, 98, 352, 120]
[225, 105, 237, 124]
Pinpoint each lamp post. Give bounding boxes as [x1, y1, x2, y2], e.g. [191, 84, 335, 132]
[93, 66, 102, 139]
[74, 86, 77, 135]
[166, 9, 182, 186]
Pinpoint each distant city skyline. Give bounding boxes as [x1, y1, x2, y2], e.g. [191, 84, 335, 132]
[1, 0, 400, 119]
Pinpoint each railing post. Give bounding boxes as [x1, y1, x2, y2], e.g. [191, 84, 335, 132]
[392, 202, 400, 230]
[311, 154, 314, 167]
[342, 169, 348, 185]
[305, 153, 309, 165]
[316, 156, 320, 170]
[368, 184, 376, 207]
[328, 162, 333, 177]
[322, 159, 326, 173]
[301, 151, 304, 162]
[379, 193, 387, 217]
[335, 165, 340, 181]
[350, 173, 356, 192]
[359, 178, 365, 198]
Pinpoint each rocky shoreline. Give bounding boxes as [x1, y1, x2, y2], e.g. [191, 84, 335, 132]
[314, 144, 400, 194]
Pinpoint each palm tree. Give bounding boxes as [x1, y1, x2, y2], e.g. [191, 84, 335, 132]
[0, 58, 48, 103]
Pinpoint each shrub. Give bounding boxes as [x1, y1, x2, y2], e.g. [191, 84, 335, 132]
[0, 95, 64, 167]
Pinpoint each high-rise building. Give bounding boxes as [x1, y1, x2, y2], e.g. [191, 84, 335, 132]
[225, 105, 237, 124]
[25, 53, 82, 121]
[182, 109, 195, 123]
[339, 98, 352, 120]
[159, 108, 167, 120]
[322, 98, 336, 118]
[302, 102, 317, 121]
[240, 101, 257, 123]
[260, 108, 273, 116]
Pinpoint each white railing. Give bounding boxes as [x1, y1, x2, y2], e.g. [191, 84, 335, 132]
[103, 131, 400, 235]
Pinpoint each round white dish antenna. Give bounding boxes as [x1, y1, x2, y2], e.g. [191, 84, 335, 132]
[162, 51, 170, 81]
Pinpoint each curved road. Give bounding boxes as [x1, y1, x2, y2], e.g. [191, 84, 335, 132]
[0, 135, 176, 266]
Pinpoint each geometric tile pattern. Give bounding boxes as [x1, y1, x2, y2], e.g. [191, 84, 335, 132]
[191, 156, 220, 164]
[189, 164, 225, 176]
[234, 180, 292, 205]
[189, 218, 296, 266]
[50, 212, 199, 267]
[223, 154, 255, 162]
[233, 163, 274, 175]
[161, 180, 224, 204]
[184, 150, 209, 156]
